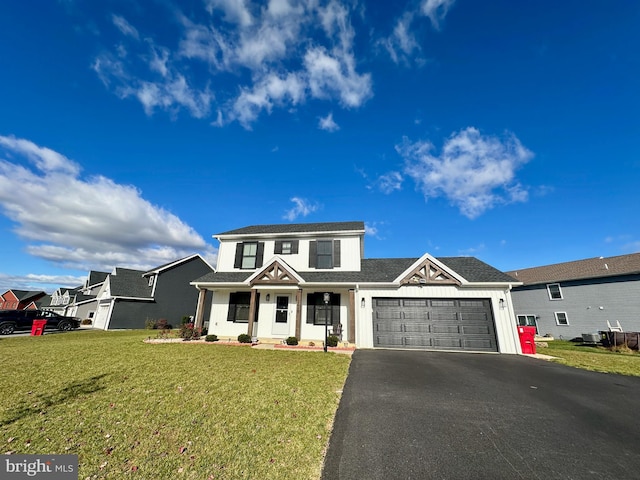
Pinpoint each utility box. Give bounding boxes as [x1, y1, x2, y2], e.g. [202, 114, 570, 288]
[518, 326, 536, 354]
[31, 319, 47, 336]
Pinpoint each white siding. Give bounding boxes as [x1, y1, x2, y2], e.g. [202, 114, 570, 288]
[216, 235, 362, 272]
[354, 285, 520, 354]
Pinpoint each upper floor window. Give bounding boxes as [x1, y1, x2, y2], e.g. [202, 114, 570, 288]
[234, 242, 264, 269]
[274, 240, 298, 255]
[309, 240, 341, 269]
[547, 283, 563, 300]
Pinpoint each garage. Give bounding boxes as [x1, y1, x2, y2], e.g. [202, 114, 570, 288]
[372, 297, 498, 352]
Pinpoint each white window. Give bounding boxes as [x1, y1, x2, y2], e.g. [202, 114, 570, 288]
[554, 312, 569, 326]
[241, 243, 258, 269]
[547, 283, 563, 300]
[148, 276, 155, 287]
[281, 241, 292, 255]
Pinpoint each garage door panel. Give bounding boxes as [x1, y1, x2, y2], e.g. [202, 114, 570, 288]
[404, 336, 433, 347]
[374, 334, 405, 346]
[372, 297, 497, 352]
[433, 337, 463, 348]
[404, 323, 431, 333]
[462, 325, 491, 335]
[432, 325, 461, 334]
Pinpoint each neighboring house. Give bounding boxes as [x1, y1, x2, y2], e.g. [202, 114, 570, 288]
[44, 287, 82, 315]
[93, 254, 214, 330]
[192, 222, 522, 353]
[506, 253, 640, 339]
[69, 270, 110, 321]
[0, 290, 46, 310]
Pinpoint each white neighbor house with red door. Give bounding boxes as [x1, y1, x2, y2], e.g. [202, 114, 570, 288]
[192, 221, 523, 353]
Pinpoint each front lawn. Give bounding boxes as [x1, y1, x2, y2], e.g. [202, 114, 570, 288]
[0, 330, 351, 479]
[537, 340, 640, 376]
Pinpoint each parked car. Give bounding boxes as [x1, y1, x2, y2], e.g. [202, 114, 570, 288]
[0, 310, 81, 335]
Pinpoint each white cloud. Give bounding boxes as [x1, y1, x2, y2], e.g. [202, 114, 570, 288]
[283, 197, 320, 221]
[112, 14, 139, 40]
[397, 127, 533, 218]
[318, 112, 339, 131]
[205, 0, 253, 27]
[0, 135, 215, 272]
[0, 273, 86, 294]
[375, 171, 404, 194]
[95, 1, 372, 128]
[380, 0, 455, 64]
[421, 0, 456, 29]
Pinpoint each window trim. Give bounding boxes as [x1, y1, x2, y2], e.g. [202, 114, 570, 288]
[547, 283, 563, 300]
[554, 311, 569, 326]
[517, 314, 539, 334]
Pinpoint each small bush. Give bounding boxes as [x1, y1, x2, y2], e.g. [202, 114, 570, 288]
[81, 319, 92, 325]
[238, 334, 252, 344]
[205, 334, 218, 342]
[179, 323, 202, 341]
[156, 318, 168, 330]
[145, 318, 156, 330]
[326, 335, 339, 347]
[286, 336, 299, 346]
[308, 341, 315, 347]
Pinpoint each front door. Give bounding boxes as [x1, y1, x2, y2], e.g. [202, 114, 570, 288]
[272, 295, 290, 336]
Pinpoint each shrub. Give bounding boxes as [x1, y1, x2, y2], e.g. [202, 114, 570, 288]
[179, 323, 202, 341]
[81, 319, 92, 325]
[237, 334, 252, 344]
[205, 334, 218, 342]
[286, 336, 299, 346]
[156, 318, 168, 330]
[145, 318, 156, 330]
[308, 341, 315, 347]
[326, 335, 339, 347]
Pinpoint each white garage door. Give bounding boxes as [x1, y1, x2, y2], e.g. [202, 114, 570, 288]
[93, 304, 111, 330]
[372, 298, 498, 352]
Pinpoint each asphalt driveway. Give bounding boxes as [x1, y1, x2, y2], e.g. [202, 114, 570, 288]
[322, 350, 640, 480]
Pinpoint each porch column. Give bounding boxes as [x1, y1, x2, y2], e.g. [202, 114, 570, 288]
[194, 289, 207, 330]
[348, 289, 356, 344]
[247, 289, 257, 337]
[295, 288, 302, 339]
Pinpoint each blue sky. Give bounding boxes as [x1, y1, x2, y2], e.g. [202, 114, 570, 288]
[1, 0, 639, 292]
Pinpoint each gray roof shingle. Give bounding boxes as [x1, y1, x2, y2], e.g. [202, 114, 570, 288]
[216, 221, 365, 236]
[192, 257, 515, 285]
[506, 252, 640, 285]
[109, 268, 153, 298]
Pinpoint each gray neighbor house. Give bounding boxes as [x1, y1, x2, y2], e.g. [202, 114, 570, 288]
[506, 252, 640, 340]
[93, 254, 214, 330]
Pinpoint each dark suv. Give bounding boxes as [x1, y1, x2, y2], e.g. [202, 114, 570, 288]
[0, 310, 81, 335]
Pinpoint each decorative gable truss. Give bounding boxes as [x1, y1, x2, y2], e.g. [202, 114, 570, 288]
[248, 259, 303, 286]
[400, 258, 462, 286]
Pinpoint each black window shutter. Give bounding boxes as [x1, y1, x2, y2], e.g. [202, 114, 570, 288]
[227, 293, 236, 321]
[332, 294, 341, 326]
[234, 244, 243, 269]
[309, 241, 317, 268]
[274, 241, 282, 254]
[292, 240, 299, 254]
[306, 293, 315, 324]
[333, 240, 341, 268]
[256, 242, 264, 268]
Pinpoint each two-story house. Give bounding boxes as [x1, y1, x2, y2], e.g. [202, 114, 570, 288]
[507, 252, 640, 339]
[192, 221, 522, 353]
[0, 289, 46, 310]
[93, 254, 214, 330]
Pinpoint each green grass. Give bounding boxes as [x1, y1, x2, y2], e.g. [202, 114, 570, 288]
[0, 330, 351, 479]
[537, 340, 640, 376]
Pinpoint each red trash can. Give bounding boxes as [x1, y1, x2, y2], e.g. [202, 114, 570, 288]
[518, 326, 536, 354]
[31, 319, 47, 336]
